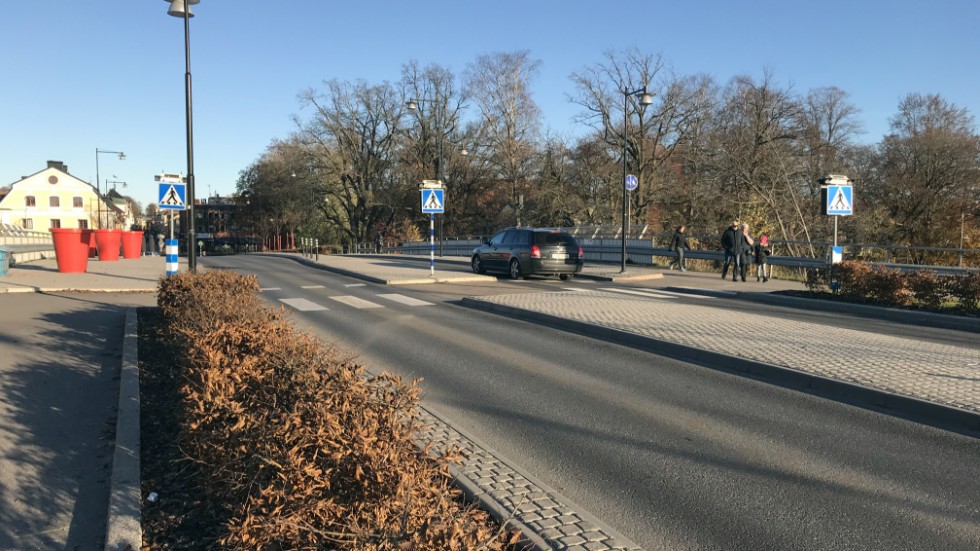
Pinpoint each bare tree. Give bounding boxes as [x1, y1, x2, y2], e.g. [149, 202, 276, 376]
[296, 79, 405, 247]
[568, 48, 711, 231]
[464, 50, 542, 227]
[864, 93, 980, 257]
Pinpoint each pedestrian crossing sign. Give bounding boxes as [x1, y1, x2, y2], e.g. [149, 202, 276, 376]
[823, 185, 853, 216]
[158, 182, 186, 210]
[421, 188, 444, 213]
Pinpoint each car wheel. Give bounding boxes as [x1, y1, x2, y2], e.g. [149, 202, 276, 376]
[472, 255, 485, 274]
[509, 258, 523, 279]
[559, 273, 570, 281]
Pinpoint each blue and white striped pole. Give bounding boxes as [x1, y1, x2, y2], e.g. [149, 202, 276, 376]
[429, 213, 435, 277]
[165, 238, 179, 277]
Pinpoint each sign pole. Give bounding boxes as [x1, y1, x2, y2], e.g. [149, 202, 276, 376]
[430, 213, 435, 277]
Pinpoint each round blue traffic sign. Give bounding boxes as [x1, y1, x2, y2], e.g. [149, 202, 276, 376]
[625, 174, 638, 190]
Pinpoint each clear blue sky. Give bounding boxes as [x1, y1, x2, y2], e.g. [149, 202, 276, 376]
[2, 0, 977, 209]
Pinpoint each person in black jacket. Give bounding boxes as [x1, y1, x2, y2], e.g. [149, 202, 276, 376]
[720, 221, 739, 279]
[667, 225, 691, 271]
[754, 234, 772, 282]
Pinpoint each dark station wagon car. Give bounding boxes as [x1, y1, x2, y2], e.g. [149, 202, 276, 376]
[471, 227, 584, 280]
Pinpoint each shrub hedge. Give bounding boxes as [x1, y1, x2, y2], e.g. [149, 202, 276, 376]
[154, 271, 521, 549]
[804, 261, 980, 315]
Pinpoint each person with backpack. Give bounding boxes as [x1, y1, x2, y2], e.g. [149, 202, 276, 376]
[667, 225, 691, 271]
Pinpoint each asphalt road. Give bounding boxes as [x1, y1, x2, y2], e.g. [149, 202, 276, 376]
[207, 255, 980, 550]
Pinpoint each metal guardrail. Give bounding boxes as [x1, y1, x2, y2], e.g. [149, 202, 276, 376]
[387, 238, 978, 276]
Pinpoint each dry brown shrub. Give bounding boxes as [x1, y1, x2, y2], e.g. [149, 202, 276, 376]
[951, 271, 980, 315]
[836, 261, 873, 300]
[156, 271, 520, 549]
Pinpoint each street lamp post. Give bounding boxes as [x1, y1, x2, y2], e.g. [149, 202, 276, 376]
[95, 148, 125, 229]
[621, 86, 653, 273]
[164, 0, 199, 272]
[407, 95, 446, 257]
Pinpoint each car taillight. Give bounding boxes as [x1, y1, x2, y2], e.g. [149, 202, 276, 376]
[531, 245, 541, 258]
[578, 246, 584, 259]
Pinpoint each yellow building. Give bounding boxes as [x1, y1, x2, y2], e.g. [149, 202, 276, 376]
[0, 161, 103, 230]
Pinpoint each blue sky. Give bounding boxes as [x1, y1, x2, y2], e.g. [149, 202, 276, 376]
[2, 0, 977, 209]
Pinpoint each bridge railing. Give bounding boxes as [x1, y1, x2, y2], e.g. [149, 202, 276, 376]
[384, 228, 979, 276]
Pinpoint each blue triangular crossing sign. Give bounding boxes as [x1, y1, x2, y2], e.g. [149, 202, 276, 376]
[421, 189, 444, 213]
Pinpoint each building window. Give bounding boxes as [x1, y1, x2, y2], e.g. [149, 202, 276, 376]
[22, 219, 34, 230]
[50, 196, 60, 208]
[26, 196, 36, 207]
[73, 196, 83, 208]
[50, 219, 61, 229]
[78, 219, 89, 230]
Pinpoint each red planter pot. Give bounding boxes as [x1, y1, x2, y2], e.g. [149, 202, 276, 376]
[121, 230, 144, 259]
[50, 228, 91, 273]
[94, 229, 122, 261]
[87, 230, 98, 258]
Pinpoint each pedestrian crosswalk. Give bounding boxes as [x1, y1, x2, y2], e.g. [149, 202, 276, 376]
[269, 285, 710, 313]
[273, 291, 435, 312]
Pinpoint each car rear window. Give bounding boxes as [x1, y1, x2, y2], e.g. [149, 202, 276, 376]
[534, 232, 577, 247]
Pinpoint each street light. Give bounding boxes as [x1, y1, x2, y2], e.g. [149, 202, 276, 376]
[95, 148, 125, 229]
[406, 96, 445, 182]
[621, 86, 653, 273]
[164, 0, 199, 271]
[407, 95, 447, 258]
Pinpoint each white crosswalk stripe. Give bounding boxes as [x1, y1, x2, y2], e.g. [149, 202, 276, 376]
[377, 293, 434, 306]
[603, 287, 677, 299]
[601, 287, 715, 300]
[301, 285, 325, 289]
[279, 298, 327, 311]
[329, 295, 384, 309]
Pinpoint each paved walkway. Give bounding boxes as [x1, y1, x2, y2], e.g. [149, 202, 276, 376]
[1, 252, 977, 551]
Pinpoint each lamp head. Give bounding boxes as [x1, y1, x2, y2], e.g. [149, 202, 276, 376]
[406, 99, 419, 111]
[639, 89, 654, 106]
[118, 152, 126, 161]
[165, 0, 199, 18]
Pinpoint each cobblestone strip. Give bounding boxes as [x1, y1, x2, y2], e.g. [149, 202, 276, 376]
[472, 291, 980, 415]
[413, 406, 643, 551]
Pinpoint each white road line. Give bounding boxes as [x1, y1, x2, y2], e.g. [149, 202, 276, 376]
[279, 298, 328, 311]
[344, 283, 366, 287]
[377, 293, 434, 306]
[301, 285, 325, 289]
[563, 287, 590, 292]
[260, 287, 282, 292]
[329, 295, 384, 309]
[602, 287, 677, 299]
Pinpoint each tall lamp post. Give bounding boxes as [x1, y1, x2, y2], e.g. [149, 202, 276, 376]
[407, 95, 446, 257]
[95, 148, 125, 229]
[164, 0, 199, 272]
[621, 86, 653, 273]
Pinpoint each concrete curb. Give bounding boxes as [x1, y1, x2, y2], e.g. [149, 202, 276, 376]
[104, 308, 142, 550]
[460, 298, 980, 436]
[658, 285, 980, 335]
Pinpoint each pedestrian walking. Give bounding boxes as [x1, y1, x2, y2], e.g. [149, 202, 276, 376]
[720, 221, 739, 279]
[667, 225, 691, 271]
[735, 223, 754, 282]
[754, 234, 772, 282]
